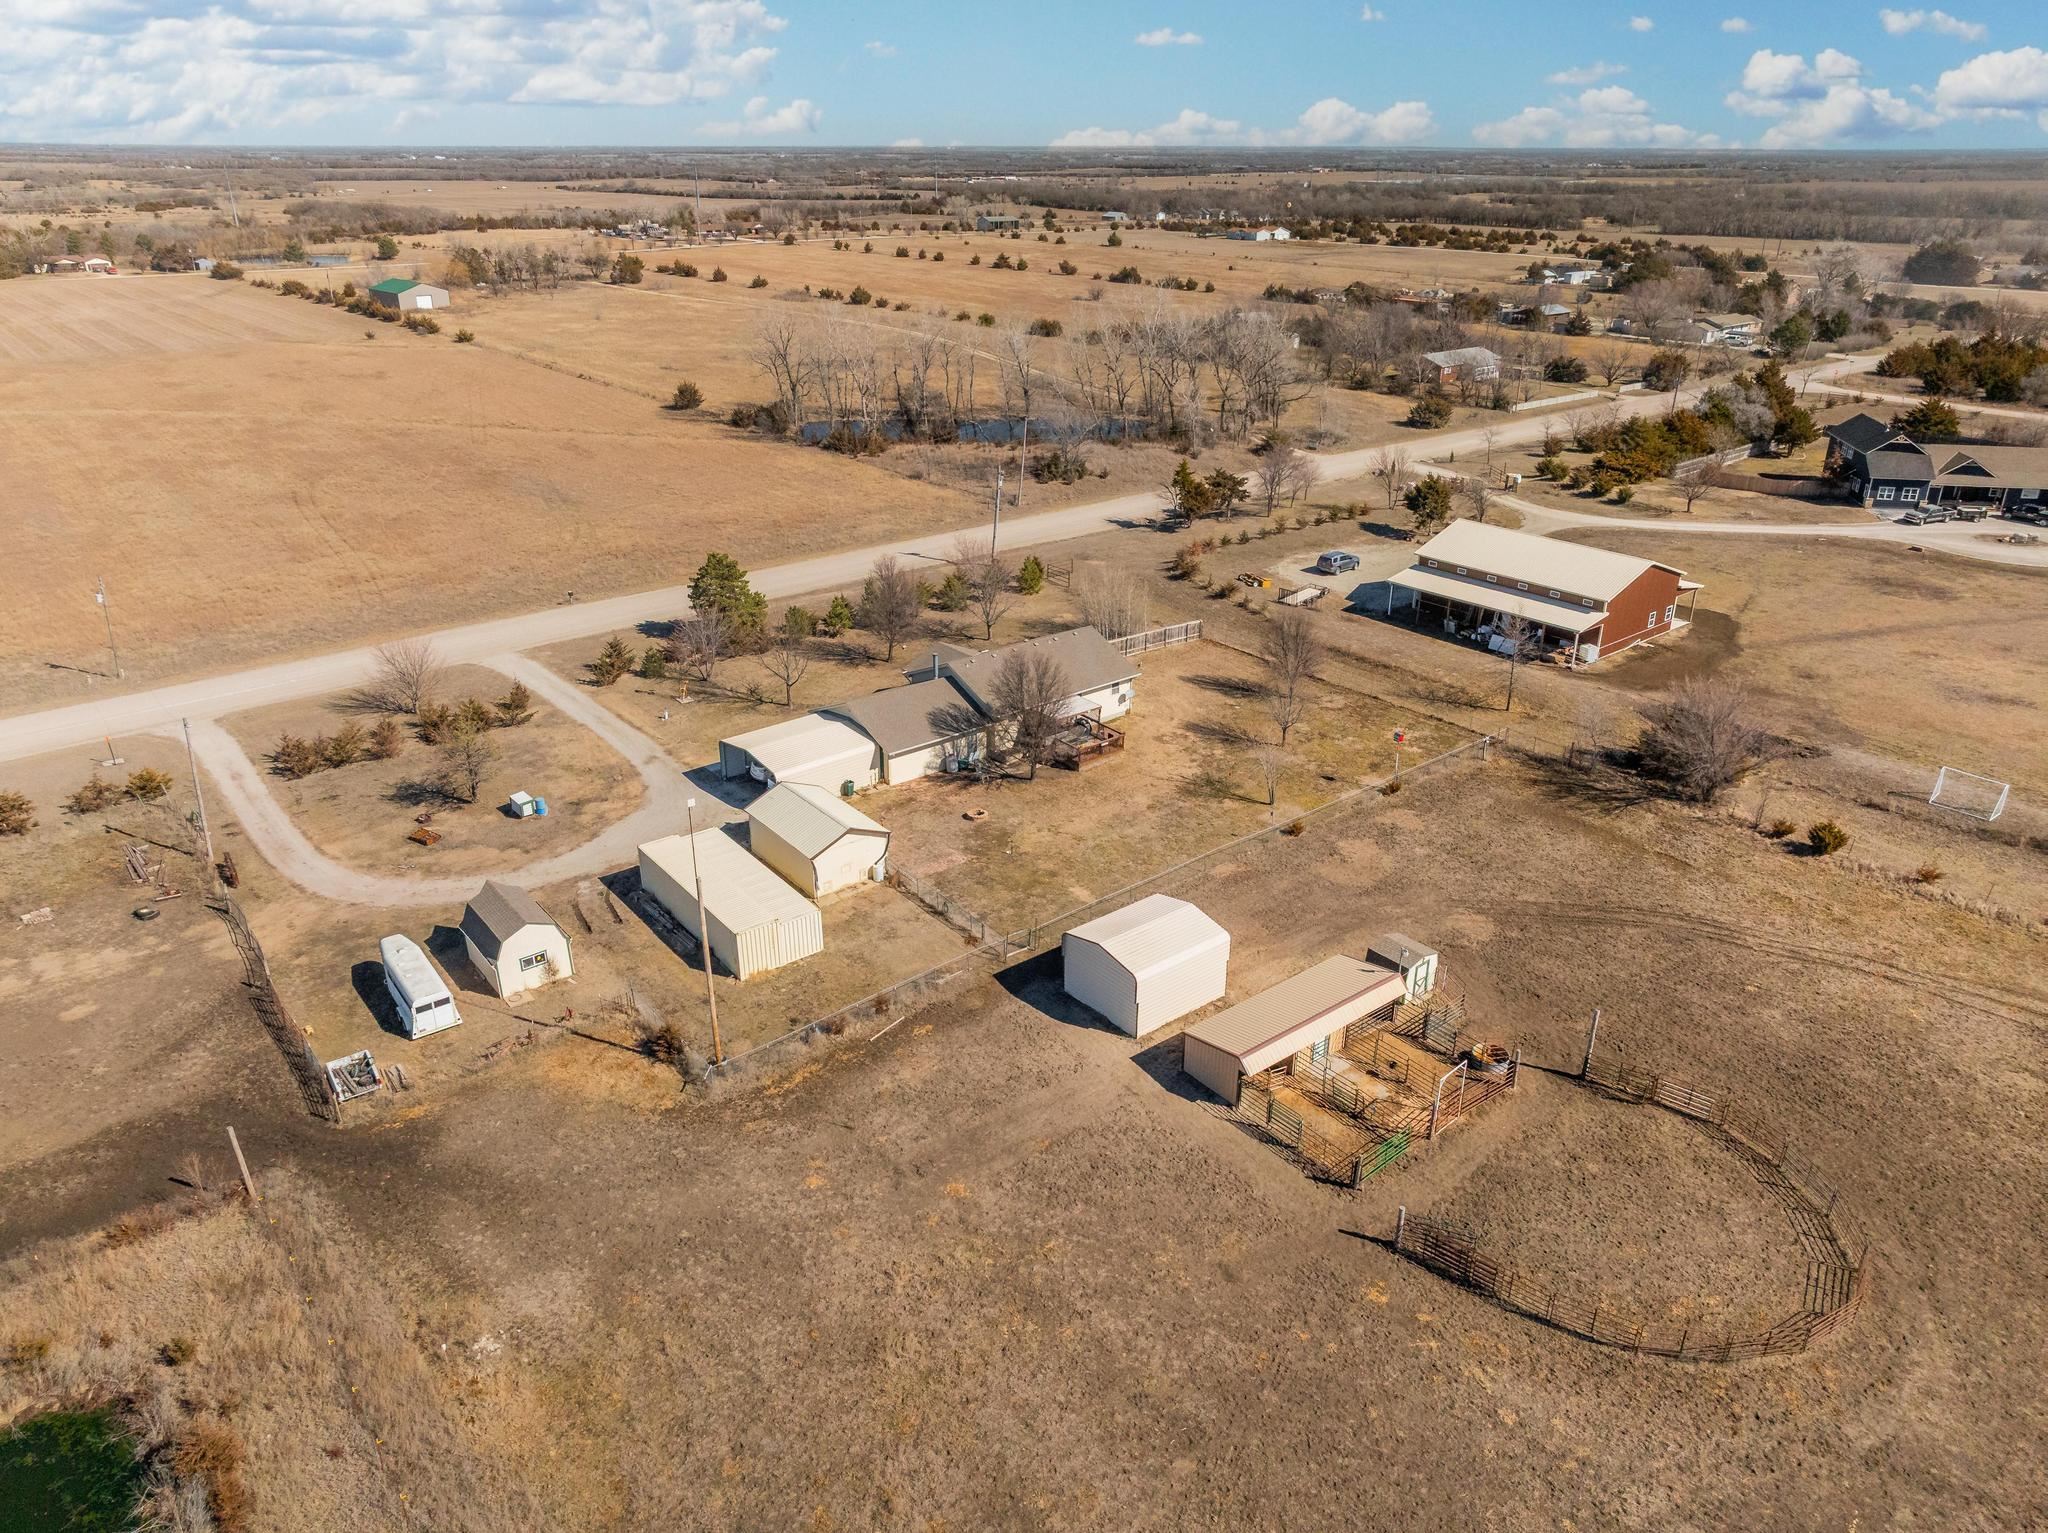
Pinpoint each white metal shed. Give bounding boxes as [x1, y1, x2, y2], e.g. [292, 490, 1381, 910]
[719, 714, 880, 792]
[747, 783, 889, 897]
[1181, 956, 1406, 1106]
[1061, 894, 1230, 1037]
[459, 880, 573, 999]
[638, 829, 823, 980]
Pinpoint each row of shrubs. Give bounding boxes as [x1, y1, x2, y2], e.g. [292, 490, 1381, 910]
[254, 276, 465, 337]
[1169, 509, 1355, 576]
[268, 685, 534, 779]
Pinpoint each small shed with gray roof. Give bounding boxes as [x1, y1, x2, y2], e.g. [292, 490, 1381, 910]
[460, 880, 573, 998]
[747, 782, 889, 896]
[1062, 894, 1229, 1037]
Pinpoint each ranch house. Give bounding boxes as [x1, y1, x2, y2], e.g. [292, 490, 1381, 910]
[1386, 520, 1699, 665]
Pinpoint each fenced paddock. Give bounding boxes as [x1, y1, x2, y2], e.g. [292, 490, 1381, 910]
[1382, 1039, 1867, 1363]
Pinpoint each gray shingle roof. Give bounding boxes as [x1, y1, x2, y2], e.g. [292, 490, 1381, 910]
[823, 676, 982, 756]
[1826, 412, 1907, 455]
[461, 880, 553, 958]
[1866, 449, 1935, 483]
[940, 626, 1138, 708]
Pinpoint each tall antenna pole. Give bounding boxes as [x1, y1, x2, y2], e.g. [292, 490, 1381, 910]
[992, 467, 1003, 551]
[685, 795, 724, 1066]
[94, 577, 123, 679]
[183, 718, 216, 880]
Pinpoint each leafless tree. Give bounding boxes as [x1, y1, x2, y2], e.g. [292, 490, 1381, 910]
[1624, 279, 1687, 345]
[859, 554, 924, 661]
[1071, 562, 1150, 639]
[1494, 614, 1539, 714]
[1263, 609, 1321, 745]
[951, 535, 1015, 641]
[985, 649, 1074, 780]
[749, 310, 813, 430]
[1590, 339, 1636, 389]
[434, 726, 496, 804]
[364, 639, 446, 715]
[1673, 460, 1715, 513]
[1458, 472, 1493, 525]
[1370, 444, 1410, 513]
[667, 608, 731, 687]
[1254, 443, 1310, 518]
[1257, 743, 1286, 808]
[1634, 678, 1774, 803]
[1807, 246, 1863, 311]
[757, 625, 812, 707]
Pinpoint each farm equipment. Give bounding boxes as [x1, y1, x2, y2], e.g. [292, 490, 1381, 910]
[1237, 572, 1272, 588]
[1277, 585, 1326, 608]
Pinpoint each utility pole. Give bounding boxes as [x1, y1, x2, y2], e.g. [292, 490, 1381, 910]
[94, 577, 122, 679]
[991, 467, 1004, 552]
[684, 796, 724, 1066]
[183, 718, 216, 880]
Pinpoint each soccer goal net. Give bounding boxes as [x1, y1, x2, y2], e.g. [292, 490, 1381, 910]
[1929, 767, 2010, 822]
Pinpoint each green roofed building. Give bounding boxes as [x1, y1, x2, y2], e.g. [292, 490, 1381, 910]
[367, 276, 449, 312]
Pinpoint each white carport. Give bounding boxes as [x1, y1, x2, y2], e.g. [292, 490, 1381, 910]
[1181, 956, 1406, 1107]
[747, 783, 889, 897]
[719, 714, 879, 792]
[1061, 894, 1230, 1037]
[637, 829, 823, 980]
[1386, 566, 1608, 635]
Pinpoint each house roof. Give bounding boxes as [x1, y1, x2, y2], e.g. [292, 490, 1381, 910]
[823, 676, 981, 756]
[639, 829, 817, 930]
[1184, 955, 1404, 1063]
[1696, 312, 1757, 329]
[748, 782, 887, 861]
[1422, 347, 1500, 369]
[1064, 895, 1229, 982]
[1825, 413, 1907, 455]
[460, 880, 555, 959]
[1931, 445, 2048, 488]
[368, 277, 418, 295]
[937, 626, 1138, 710]
[722, 713, 877, 779]
[1390, 567, 1608, 635]
[1866, 448, 1936, 484]
[1408, 519, 1679, 602]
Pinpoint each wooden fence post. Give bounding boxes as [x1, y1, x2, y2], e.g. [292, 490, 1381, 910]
[227, 1126, 256, 1202]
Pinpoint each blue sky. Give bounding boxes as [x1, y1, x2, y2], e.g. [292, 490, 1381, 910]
[0, 1, 2043, 148]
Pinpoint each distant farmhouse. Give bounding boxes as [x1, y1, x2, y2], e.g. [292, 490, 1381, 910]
[975, 213, 1025, 232]
[368, 278, 449, 312]
[1224, 226, 1291, 241]
[1824, 413, 2048, 515]
[1421, 346, 1501, 386]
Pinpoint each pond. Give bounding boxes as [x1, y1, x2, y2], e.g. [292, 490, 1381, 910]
[0, 1411, 146, 1533]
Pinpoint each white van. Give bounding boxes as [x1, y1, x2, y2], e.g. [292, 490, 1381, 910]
[379, 934, 462, 1039]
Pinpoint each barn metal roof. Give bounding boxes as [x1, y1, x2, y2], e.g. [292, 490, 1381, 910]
[1409, 520, 1680, 602]
[748, 782, 887, 860]
[639, 829, 817, 931]
[1183, 956, 1405, 1063]
[723, 713, 877, 779]
[368, 277, 418, 294]
[1063, 894, 1228, 981]
[1389, 567, 1607, 635]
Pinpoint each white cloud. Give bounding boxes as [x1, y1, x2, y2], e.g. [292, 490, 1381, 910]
[1474, 85, 1716, 147]
[1880, 9, 1987, 42]
[1051, 97, 1432, 149]
[1720, 17, 1753, 33]
[890, 136, 923, 148]
[1134, 26, 1202, 46]
[703, 94, 818, 136]
[1932, 46, 2048, 114]
[0, 0, 793, 140]
[1359, 5, 1386, 19]
[863, 40, 895, 57]
[1628, 15, 1653, 31]
[1546, 61, 1625, 86]
[1723, 45, 1941, 144]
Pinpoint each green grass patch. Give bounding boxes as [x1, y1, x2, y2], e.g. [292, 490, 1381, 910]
[0, 1410, 145, 1533]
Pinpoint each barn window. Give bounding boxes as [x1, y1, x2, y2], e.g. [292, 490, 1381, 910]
[1548, 589, 1561, 599]
[1454, 566, 1467, 575]
[1876, 485, 1895, 501]
[1581, 597, 1594, 608]
[1647, 609, 1658, 625]
[1426, 558, 1439, 567]
[1665, 605, 1676, 623]
[1516, 582, 1528, 591]
[519, 952, 549, 972]
[1485, 574, 1498, 584]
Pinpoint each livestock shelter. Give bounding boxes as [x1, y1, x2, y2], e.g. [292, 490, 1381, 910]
[1387, 519, 1699, 665]
[1181, 955, 1407, 1107]
[459, 880, 573, 999]
[367, 277, 449, 311]
[1061, 895, 1230, 1037]
[638, 830, 823, 980]
[1366, 933, 1439, 1002]
[720, 713, 880, 792]
[748, 783, 889, 897]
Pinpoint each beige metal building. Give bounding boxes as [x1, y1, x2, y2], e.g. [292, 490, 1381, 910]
[718, 713, 881, 792]
[1061, 894, 1230, 1037]
[637, 829, 823, 980]
[1181, 955, 1407, 1107]
[459, 880, 573, 999]
[747, 783, 889, 897]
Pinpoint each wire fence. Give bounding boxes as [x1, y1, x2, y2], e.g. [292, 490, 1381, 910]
[208, 893, 339, 1123]
[1384, 1037, 1867, 1363]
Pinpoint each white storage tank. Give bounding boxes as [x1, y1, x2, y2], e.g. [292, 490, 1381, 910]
[1062, 894, 1230, 1038]
[379, 934, 462, 1038]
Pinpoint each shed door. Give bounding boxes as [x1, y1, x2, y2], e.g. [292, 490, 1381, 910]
[1310, 1034, 1330, 1068]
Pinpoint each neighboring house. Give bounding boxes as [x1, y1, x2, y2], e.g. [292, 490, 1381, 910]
[459, 880, 573, 999]
[904, 625, 1138, 726]
[1827, 415, 2048, 512]
[1688, 312, 1761, 347]
[1062, 895, 1230, 1038]
[1181, 954, 1409, 1108]
[368, 277, 449, 311]
[747, 782, 889, 897]
[1537, 302, 1574, 329]
[1542, 266, 1603, 286]
[637, 830, 823, 980]
[1225, 226, 1290, 241]
[82, 256, 114, 273]
[1387, 519, 1699, 664]
[975, 214, 1024, 231]
[192, 257, 217, 273]
[1420, 346, 1502, 385]
[1102, 211, 1130, 223]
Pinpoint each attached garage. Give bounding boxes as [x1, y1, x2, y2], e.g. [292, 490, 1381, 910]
[1181, 955, 1406, 1107]
[637, 829, 823, 980]
[1062, 894, 1230, 1037]
[719, 714, 880, 793]
[747, 783, 889, 897]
